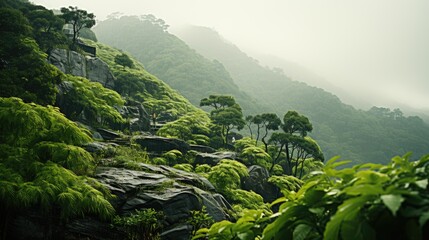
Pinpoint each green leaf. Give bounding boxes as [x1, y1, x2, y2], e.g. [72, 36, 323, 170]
[419, 211, 429, 227]
[293, 224, 312, 240]
[237, 231, 254, 240]
[381, 194, 404, 216]
[415, 179, 428, 189]
[342, 184, 384, 196]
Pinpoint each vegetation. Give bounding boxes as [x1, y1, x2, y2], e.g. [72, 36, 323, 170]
[93, 15, 266, 114]
[113, 208, 163, 240]
[195, 154, 429, 240]
[200, 95, 245, 146]
[0, 98, 114, 239]
[60, 6, 95, 45]
[175, 25, 429, 165]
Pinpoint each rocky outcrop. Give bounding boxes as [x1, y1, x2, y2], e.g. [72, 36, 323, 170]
[8, 164, 231, 240]
[242, 165, 279, 202]
[194, 151, 238, 166]
[118, 100, 151, 132]
[94, 165, 230, 240]
[49, 48, 115, 89]
[133, 135, 190, 153]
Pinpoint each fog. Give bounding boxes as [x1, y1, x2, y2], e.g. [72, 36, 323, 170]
[32, 0, 429, 112]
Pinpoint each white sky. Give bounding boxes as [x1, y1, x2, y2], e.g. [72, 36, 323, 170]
[31, 0, 429, 111]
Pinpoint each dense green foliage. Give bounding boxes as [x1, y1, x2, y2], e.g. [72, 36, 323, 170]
[0, 98, 114, 239]
[195, 154, 429, 240]
[175, 26, 429, 164]
[113, 208, 163, 240]
[201, 95, 245, 146]
[0, 5, 62, 105]
[93, 15, 265, 114]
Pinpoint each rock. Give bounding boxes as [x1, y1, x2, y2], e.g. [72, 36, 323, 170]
[84, 142, 118, 156]
[86, 57, 116, 88]
[118, 100, 151, 132]
[190, 144, 216, 153]
[96, 165, 230, 239]
[97, 128, 122, 141]
[194, 151, 238, 166]
[133, 135, 190, 153]
[6, 164, 231, 240]
[49, 48, 116, 89]
[242, 165, 279, 202]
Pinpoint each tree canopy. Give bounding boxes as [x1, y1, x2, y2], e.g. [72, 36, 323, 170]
[60, 6, 95, 45]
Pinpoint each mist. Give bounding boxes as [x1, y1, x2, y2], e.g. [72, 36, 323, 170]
[32, 0, 429, 112]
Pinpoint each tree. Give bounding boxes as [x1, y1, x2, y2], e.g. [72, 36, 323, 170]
[0, 8, 61, 105]
[200, 95, 235, 110]
[269, 111, 323, 176]
[259, 113, 281, 152]
[60, 6, 95, 45]
[200, 95, 245, 146]
[114, 53, 134, 69]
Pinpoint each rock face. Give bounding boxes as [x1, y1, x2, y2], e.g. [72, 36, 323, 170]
[194, 151, 238, 166]
[95, 165, 230, 240]
[8, 164, 231, 240]
[133, 135, 190, 153]
[49, 48, 115, 89]
[242, 165, 279, 202]
[118, 100, 151, 132]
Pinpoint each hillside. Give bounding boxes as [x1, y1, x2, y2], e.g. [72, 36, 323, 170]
[105, 23, 429, 164]
[93, 15, 268, 115]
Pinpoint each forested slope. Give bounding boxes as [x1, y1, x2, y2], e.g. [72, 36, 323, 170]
[97, 22, 429, 163]
[93, 15, 269, 115]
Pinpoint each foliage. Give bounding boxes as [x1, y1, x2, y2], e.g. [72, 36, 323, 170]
[59, 74, 125, 127]
[0, 7, 62, 105]
[195, 164, 212, 178]
[208, 159, 249, 200]
[173, 163, 194, 173]
[162, 149, 183, 166]
[113, 208, 164, 240]
[269, 112, 324, 177]
[157, 112, 211, 145]
[193, 209, 271, 240]
[0, 97, 114, 238]
[93, 15, 264, 114]
[268, 175, 303, 192]
[196, 153, 429, 240]
[188, 206, 215, 235]
[109, 145, 150, 170]
[201, 95, 245, 146]
[60, 6, 95, 45]
[240, 146, 272, 168]
[115, 52, 134, 69]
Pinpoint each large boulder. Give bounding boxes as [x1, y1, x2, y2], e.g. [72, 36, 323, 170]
[86, 57, 115, 88]
[133, 135, 190, 153]
[49, 48, 116, 89]
[95, 165, 230, 240]
[242, 165, 279, 202]
[194, 151, 238, 166]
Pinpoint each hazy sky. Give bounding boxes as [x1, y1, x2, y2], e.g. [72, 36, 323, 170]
[32, 0, 429, 111]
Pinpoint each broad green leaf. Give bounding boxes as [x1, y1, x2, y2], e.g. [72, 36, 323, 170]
[381, 194, 404, 216]
[324, 196, 370, 240]
[237, 231, 254, 240]
[340, 220, 375, 240]
[293, 224, 312, 240]
[415, 179, 428, 189]
[342, 184, 384, 196]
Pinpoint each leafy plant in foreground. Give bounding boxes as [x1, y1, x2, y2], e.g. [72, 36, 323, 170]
[195, 153, 429, 240]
